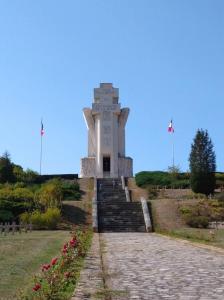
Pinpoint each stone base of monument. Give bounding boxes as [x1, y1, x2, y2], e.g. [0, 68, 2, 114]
[97, 178, 146, 232]
[80, 157, 133, 178]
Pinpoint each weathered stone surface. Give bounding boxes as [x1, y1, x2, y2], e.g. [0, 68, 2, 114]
[101, 233, 224, 300]
[71, 234, 104, 300]
[80, 157, 95, 178]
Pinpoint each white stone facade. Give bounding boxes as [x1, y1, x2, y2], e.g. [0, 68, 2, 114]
[80, 83, 133, 178]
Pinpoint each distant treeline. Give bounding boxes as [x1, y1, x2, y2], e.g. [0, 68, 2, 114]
[135, 171, 224, 189]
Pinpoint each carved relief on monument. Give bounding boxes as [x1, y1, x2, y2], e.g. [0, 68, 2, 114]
[103, 125, 111, 134]
[103, 137, 111, 146]
[103, 111, 111, 121]
[92, 103, 120, 113]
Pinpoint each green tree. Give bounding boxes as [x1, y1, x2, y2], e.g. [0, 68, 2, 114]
[13, 164, 25, 182]
[189, 129, 216, 195]
[0, 152, 15, 183]
[24, 168, 39, 183]
[167, 165, 181, 180]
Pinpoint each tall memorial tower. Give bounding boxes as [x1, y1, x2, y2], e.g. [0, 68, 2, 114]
[80, 83, 133, 178]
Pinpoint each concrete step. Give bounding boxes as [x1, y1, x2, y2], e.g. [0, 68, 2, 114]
[98, 226, 146, 232]
[98, 198, 127, 202]
[96, 178, 146, 232]
[98, 203, 142, 209]
[99, 217, 143, 221]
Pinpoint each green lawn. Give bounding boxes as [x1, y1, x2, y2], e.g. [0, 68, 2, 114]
[0, 230, 70, 300]
[167, 228, 224, 248]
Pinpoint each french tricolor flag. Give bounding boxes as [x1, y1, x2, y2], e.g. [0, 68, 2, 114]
[168, 120, 174, 133]
[41, 120, 44, 136]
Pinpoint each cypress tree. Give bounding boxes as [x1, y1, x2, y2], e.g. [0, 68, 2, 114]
[189, 129, 216, 195]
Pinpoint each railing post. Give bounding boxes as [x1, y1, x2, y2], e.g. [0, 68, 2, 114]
[12, 221, 16, 235]
[125, 187, 131, 202]
[121, 176, 125, 190]
[141, 197, 152, 232]
[92, 197, 98, 232]
[92, 178, 98, 232]
[94, 177, 97, 198]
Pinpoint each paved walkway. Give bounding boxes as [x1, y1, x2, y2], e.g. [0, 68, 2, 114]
[102, 233, 224, 300]
[71, 234, 104, 300]
[72, 233, 224, 300]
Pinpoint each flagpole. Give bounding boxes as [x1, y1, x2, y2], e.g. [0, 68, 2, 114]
[40, 119, 43, 175]
[172, 132, 175, 169]
[168, 118, 175, 169]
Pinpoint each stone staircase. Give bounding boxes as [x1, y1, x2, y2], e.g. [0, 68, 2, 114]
[97, 178, 146, 232]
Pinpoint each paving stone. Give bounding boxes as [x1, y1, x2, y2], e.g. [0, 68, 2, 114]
[71, 234, 104, 300]
[101, 233, 224, 300]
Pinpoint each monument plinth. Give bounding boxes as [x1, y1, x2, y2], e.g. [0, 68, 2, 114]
[80, 83, 133, 178]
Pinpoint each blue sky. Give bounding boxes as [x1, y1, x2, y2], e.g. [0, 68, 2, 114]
[0, 0, 223, 174]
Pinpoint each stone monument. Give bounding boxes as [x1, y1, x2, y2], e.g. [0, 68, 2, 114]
[80, 83, 133, 178]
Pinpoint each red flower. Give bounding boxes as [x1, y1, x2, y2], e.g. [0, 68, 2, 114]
[41, 263, 51, 271]
[51, 257, 58, 266]
[62, 248, 68, 255]
[69, 237, 77, 247]
[32, 283, 41, 291]
[62, 243, 68, 253]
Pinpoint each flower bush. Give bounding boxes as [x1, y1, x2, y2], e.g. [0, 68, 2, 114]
[20, 227, 92, 300]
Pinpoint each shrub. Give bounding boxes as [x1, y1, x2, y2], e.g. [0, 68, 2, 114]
[0, 199, 13, 211]
[135, 171, 172, 187]
[0, 186, 34, 202]
[23, 208, 61, 229]
[36, 179, 62, 209]
[62, 181, 81, 200]
[30, 211, 45, 229]
[0, 210, 13, 222]
[186, 215, 209, 228]
[12, 187, 34, 202]
[13, 165, 25, 182]
[20, 211, 31, 224]
[135, 171, 190, 189]
[180, 206, 192, 215]
[0, 186, 34, 218]
[147, 186, 158, 199]
[0, 186, 13, 200]
[14, 182, 26, 188]
[44, 208, 61, 229]
[24, 169, 39, 183]
[170, 179, 190, 189]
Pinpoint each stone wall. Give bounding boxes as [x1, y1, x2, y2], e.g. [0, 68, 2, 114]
[118, 157, 133, 177]
[80, 157, 95, 178]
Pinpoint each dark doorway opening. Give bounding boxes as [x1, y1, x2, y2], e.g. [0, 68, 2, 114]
[103, 156, 110, 172]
